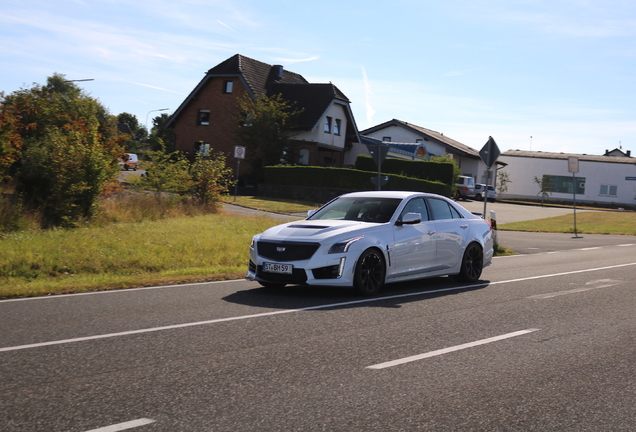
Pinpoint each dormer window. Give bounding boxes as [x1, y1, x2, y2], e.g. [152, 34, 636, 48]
[224, 81, 233, 93]
[197, 109, 210, 126]
[324, 116, 332, 133]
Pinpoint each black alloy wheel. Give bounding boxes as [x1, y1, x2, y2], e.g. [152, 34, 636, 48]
[353, 249, 385, 295]
[457, 243, 483, 282]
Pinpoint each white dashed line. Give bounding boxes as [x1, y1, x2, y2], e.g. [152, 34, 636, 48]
[366, 329, 539, 370]
[84, 418, 156, 432]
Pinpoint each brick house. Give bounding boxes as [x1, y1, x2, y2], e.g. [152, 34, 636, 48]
[166, 54, 360, 180]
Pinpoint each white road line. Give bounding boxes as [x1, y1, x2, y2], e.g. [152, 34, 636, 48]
[85, 418, 156, 432]
[617, 244, 635, 247]
[1, 262, 635, 354]
[367, 329, 539, 370]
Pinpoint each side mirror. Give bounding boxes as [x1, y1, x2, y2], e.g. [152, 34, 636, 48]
[307, 209, 317, 218]
[396, 212, 422, 226]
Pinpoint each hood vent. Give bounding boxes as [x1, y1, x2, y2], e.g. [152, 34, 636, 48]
[288, 224, 329, 229]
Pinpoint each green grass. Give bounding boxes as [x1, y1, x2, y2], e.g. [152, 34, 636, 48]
[0, 211, 280, 299]
[498, 211, 636, 235]
[224, 195, 323, 214]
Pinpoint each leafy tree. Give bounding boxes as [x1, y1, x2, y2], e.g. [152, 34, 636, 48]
[117, 112, 147, 153]
[189, 151, 234, 207]
[147, 113, 175, 153]
[138, 150, 192, 199]
[235, 93, 303, 184]
[0, 73, 125, 227]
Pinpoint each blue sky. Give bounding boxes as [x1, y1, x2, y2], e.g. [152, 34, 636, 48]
[2, 0, 635, 155]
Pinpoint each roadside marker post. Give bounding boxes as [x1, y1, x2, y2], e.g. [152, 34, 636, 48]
[234, 146, 246, 202]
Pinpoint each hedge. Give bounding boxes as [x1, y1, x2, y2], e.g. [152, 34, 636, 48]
[264, 165, 451, 196]
[354, 155, 455, 185]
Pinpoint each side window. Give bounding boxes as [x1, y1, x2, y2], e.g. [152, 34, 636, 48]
[400, 198, 429, 222]
[427, 198, 453, 220]
[224, 80, 233, 93]
[448, 203, 463, 219]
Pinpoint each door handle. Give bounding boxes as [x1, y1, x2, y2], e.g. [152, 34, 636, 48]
[427, 230, 436, 236]
[460, 224, 469, 229]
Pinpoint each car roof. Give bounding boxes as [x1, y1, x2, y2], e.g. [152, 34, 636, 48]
[339, 191, 440, 200]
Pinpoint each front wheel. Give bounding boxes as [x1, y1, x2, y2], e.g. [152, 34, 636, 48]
[456, 243, 483, 282]
[353, 249, 385, 295]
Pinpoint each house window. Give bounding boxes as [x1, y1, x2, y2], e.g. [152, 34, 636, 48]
[197, 109, 210, 126]
[224, 81, 233, 93]
[383, 136, 391, 142]
[195, 142, 210, 156]
[599, 184, 618, 197]
[324, 116, 332, 133]
[299, 149, 310, 165]
[416, 139, 423, 144]
[334, 119, 341, 135]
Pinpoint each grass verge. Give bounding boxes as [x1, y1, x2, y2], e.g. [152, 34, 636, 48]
[498, 211, 636, 235]
[0, 210, 280, 299]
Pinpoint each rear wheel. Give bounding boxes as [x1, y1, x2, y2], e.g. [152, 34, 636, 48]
[457, 243, 483, 282]
[353, 249, 385, 295]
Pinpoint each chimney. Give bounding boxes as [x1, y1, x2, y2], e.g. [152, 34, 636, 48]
[627, 150, 632, 157]
[273, 65, 284, 79]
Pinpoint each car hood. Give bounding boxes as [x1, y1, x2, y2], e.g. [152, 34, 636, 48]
[260, 219, 379, 241]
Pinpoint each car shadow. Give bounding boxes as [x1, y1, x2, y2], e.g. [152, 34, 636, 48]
[222, 277, 490, 311]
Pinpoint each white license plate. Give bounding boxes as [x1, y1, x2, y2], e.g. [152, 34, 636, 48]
[262, 262, 293, 274]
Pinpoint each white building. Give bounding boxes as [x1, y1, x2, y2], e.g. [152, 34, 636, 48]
[499, 150, 636, 208]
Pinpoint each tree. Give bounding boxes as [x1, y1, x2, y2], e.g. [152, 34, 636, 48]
[147, 113, 175, 153]
[189, 151, 234, 207]
[534, 175, 552, 206]
[496, 170, 511, 194]
[0, 73, 125, 227]
[117, 112, 147, 153]
[235, 93, 303, 184]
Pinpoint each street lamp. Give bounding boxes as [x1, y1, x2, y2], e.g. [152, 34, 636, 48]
[146, 108, 170, 133]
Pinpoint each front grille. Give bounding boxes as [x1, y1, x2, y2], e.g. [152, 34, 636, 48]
[257, 241, 320, 262]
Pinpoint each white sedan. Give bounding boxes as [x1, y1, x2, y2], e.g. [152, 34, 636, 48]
[247, 191, 494, 295]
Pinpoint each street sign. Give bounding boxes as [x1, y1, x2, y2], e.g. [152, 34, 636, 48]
[479, 136, 500, 168]
[568, 156, 579, 173]
[234, 146, 246, 159]
[365, 143, 389, 167]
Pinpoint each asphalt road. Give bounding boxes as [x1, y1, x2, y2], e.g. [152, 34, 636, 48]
[1, 232, 635, 430]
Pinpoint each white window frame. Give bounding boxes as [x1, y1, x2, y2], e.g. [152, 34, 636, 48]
[599, 184, 618, 197]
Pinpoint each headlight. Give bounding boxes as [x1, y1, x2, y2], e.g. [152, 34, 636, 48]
[250, 235, 259, 249]
[328, 236, 364, 254]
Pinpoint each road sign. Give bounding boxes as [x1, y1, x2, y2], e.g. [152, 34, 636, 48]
[234, 146, 246, 159]
[365, 143, 389, 167]
[568, 156, 579, 173]
[479, 136, 501, 168]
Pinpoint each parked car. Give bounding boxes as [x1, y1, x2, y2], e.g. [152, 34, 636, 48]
[455, 175, 475, 200]
[247, 191, 494, 295]
[474, 184, 498, 202]
[120, 153, 139, 171]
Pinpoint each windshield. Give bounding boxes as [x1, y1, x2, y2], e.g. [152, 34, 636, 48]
[308, 197, 402, 223]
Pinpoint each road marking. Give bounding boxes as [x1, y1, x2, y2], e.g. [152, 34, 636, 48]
[527, 279, 622, 299]
[85, 418, 156, 432]
[617, 244, 635, 247]
[1, 262, 635, 354]
[367, 329, 538, 370]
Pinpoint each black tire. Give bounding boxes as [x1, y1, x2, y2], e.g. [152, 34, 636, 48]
[353, 249, 385, 295]
[456, 243, 483, 282]
[258, 282, 286, 289]
[476, 193, 482, 201]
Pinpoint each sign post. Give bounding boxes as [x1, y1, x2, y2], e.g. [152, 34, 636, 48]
[365, 143, 390, 190]
[568, 156, 579, 237]
[233, 146, 246, 202]
[479, 137, 501, 219]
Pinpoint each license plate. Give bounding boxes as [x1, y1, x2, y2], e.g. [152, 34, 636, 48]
[262, 262, 293, 274]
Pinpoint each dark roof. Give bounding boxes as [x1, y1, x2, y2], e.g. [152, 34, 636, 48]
[207, 54, 308, 96]
[272, 83, 350, 130]
[502, 149, 636, 164]
[361, 119, 480, 158]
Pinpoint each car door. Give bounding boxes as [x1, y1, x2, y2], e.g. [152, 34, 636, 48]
[390, 198, 437, 277]
[426, 198, 469, 269]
